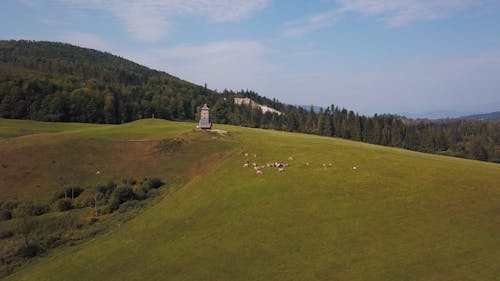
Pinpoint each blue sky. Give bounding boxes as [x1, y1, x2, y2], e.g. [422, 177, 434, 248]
[2, 0, 500, 116]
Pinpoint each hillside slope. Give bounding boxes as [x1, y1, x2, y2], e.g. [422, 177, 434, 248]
[0, 40, 220, 123]
[1, 40, 499, 164]
[2, 119, 499, 281]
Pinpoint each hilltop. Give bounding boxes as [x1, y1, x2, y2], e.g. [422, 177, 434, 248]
[1, 118, 499, 280]
[1, 40, 499, 164]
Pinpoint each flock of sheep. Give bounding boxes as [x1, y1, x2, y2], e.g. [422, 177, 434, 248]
[242, 152, 357, 175]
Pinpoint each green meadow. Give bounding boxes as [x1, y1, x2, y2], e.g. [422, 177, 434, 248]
[1, 118, 499, 281]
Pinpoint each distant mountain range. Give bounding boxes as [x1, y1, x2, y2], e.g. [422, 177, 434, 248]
[400, 110, 475, 119]
[400, 110, 500, 121]
[459, 111, 500, 121]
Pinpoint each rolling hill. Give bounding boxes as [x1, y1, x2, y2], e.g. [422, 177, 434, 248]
[1, 118, 499, 280]
[2, 40, 499, 164]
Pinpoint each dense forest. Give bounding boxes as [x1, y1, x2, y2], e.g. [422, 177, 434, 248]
[1, 40, 499, 163]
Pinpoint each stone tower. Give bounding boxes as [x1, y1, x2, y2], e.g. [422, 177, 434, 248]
[198, 104, 212, 129]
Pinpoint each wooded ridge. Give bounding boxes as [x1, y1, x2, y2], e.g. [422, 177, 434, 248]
[1, 40, 498, 163]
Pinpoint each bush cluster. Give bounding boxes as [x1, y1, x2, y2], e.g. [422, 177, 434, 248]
[52, 186, 84, 201]
[0, 176, 166, 277]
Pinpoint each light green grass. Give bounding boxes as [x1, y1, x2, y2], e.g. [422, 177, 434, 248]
[0, 118, 105, 138]
[0, 119, 226, 201]
[2, 119, 500, 281]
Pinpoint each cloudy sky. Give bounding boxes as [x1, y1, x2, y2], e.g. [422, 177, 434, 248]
[2, 0, 500, 116]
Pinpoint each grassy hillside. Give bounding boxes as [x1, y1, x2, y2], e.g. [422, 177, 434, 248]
[1, 119, 499, 280]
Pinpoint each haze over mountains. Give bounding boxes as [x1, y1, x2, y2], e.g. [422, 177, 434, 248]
[400, 108, 500, 120]
[459, 111, 500, 121]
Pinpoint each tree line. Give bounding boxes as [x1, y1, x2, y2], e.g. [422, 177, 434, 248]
[1, 40, 499, 163]
[210, 93, 499, 163]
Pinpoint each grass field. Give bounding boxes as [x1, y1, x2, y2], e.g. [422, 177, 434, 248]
[1, 118, 499, 281]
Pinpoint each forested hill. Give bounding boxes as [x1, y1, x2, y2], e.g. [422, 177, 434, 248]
[0, 40, 224, 123]
[0, 40, 499, 163]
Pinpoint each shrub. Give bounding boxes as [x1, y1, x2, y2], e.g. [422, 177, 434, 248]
[17, 243, 40, 258]
[0, 209, 12, 221]
[118, 200, 144, 213]
[87, 217, 99, 225]
[52, 186, 84, 201]
[146, 188, 162, 199]
[12, 202, 50, 217]
[1, 200, 19, 211]
[141, 177, 164, 192]
[0, 230, 14, 239]
[122, 178, 137, 186]
[107, 186, 135, 212]
[96, 181, 117, 199]
[54, 198, 73, 212]
[132, 185, 148, 200]
[73, 191, 95, 208]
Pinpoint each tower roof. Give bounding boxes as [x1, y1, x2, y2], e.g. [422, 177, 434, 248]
[202, 104, 209, 110]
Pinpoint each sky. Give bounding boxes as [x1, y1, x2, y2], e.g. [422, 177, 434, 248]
[2, 0, 500, 117]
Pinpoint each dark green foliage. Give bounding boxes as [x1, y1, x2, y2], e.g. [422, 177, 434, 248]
[0, 176, 166, 277]
[12, 202, 50, 217]
[17, 244, 40, 258]
[73, 191, 95, 208]
[1, 40, 498, 163]
[122, 178, 137, 186]
[1, 200, 19, 211]
[143, 177, 164, 190]
[0, 230, 13, 239]
[54, 198, 73, 212]
[52, 186, 84, 201]
[132, 185, 148, 201]
[118, 200, 144, 213]
[0, 201, 16, 221]
[108, 186, 136, 212]
[0, 209, 12, 221]
[96, 181, 117, 199]
[134, 177, 165, 200]
[212, 99, 499, 163]
[0, 40, 218, 123]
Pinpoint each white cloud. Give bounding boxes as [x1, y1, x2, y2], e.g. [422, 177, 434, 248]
[58, 0, 268, 41]
[284, 0, 491, 37]
[128, 40, 275, 92]
[338, 0, 478, 27]
[57, 31, 112, 51]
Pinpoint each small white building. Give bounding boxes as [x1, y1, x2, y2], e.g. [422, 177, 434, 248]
[198, 104, 212, 129]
